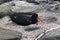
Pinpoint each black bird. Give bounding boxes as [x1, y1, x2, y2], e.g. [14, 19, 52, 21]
[54, 0, 60, 1]
[9, 12, 38, 26]
[26, 0, 40, 5]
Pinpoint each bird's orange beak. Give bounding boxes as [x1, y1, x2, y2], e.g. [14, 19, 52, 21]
[37, 16, 45, 25]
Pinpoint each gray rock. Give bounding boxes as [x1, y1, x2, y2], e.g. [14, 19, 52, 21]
[0, 28, 22, 40]
[38, 28, 60, 40]
[25, 27, 40, 31]
[0, 0, 12, 5]
[0, 1, 40, 18]
[43, 16, 57, 23]
[0, 4, 12, 18]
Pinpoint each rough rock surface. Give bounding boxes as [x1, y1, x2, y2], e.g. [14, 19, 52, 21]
[0, 1, 41, 18]
[0, 1, 60, 40]
[0, 0, 12, 4]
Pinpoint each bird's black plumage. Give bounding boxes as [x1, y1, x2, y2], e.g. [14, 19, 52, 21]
[9, 12, 38, 26]
[26, 0, 40, 5]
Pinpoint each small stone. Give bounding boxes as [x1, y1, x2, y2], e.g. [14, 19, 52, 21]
[44, 17, 57, 23]
[25, 27, 40, 31]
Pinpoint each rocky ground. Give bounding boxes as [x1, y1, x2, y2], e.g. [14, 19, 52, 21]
[0, 0, 60, 40]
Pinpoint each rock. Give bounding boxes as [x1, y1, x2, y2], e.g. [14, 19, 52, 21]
[0, 28, 22, 40]
[25, 27, 40, 31]
[44, 16, 57, 23]
[9, 1, 40, 12]
[0, 1, 40, 18]
[4, 37, 21, 40]
[38, 26, 60, 40]
[0, 4, 12, 18]
[0, 0, 12, 5]
[0, 16, 11, 25]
